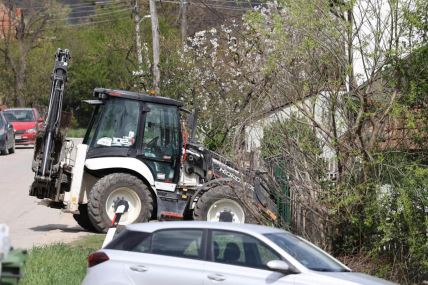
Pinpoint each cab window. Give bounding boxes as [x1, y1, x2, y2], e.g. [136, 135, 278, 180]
[143, 103, 180, 160]
[90, 98, 140, 148]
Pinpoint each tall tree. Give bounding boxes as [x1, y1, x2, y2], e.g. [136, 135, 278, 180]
[182, 0, 427, 282]
[0, 0, 50, 106]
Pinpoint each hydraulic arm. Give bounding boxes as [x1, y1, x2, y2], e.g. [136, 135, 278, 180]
[31, 49, 71, 199]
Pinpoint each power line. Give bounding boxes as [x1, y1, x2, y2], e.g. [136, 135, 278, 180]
[192, 0, 261, 5]
[194, 2, 253, 11]
[68, 3, 129, 14]
[157, 0, 257, 11]
[66, 0, 129, 8]
[19, 0, 257, 16]
[191, 0, 262, 8]
[20, 0, 259, 28]
[61, 14, 131, 27]
[47, 7, 132, 22]
[160, 0, 261, 5]
[19, 0, 129, 11]
[64, 1, 129, 11]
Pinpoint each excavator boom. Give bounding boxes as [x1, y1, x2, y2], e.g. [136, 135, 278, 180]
[30, 49, 71, 199]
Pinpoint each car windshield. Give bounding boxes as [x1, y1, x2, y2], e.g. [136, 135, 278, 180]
[87, 98, 140, 148]
[264, 232, 349, 272]
[4, 110, 34, 122]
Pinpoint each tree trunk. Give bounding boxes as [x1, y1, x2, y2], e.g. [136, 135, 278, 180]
[15, 68, 26, 106]
[15, 11, 27, 106]
[0, 1, 48, 107]
[133, 0, 145, 91]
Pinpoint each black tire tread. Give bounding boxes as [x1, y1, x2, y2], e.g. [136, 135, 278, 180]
[73, 204, 97, 232]
[87, 173, 153, 233]
[8, 141, 15, 154]
[2, 146, 9, 155]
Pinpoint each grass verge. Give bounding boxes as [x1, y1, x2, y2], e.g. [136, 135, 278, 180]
[67, 128, 86, 138]
[20, 235, 104, 285]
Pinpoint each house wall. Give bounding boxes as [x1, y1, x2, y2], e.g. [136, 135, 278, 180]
[245, 92, 346, 160]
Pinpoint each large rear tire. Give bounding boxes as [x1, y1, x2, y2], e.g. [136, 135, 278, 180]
[193, 185, 258, 224]
[88, 173, 153, 233]
[73, 204, 97, 232]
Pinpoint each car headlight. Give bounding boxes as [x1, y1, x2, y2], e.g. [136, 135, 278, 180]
[26, 128, 37, 134]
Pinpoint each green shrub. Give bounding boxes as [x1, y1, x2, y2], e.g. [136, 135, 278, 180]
[67, 128, 86, 138]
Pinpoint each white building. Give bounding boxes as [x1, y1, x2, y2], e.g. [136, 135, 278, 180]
[244, 0, 413, 174]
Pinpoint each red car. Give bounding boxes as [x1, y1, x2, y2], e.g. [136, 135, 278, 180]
[3, 108, 42, 145]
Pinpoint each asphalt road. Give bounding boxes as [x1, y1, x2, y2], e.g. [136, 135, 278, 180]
[0, 145, 93, 249]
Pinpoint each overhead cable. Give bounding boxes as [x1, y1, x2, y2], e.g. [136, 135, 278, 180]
[19, 0, 129, 10]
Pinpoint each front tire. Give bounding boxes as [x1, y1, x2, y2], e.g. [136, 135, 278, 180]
[8, 140, 15, 154]
[1, 146, 9, 155]
[88, 173, 153, 233]
[73, 204, 97, 232]
[193, 185, 258, 224]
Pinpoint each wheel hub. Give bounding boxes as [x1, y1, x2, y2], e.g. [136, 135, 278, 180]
[219, 211, 233, 222]
[207, 199, 245, 223]
[112, 197, 130, 213]
[105, 187, 142, 225]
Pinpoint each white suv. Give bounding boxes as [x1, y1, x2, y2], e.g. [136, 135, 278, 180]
[82, 221, 396, 285]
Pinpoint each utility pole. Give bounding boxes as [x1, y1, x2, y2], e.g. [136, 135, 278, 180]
[149, 0, 160, 94]
[180, 0, 188, 44]
[133, 0, 144, 90]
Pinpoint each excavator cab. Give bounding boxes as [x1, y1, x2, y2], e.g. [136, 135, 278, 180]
[83, 88, 183, 184]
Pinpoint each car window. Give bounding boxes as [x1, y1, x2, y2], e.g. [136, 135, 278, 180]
[3, 112, 17, 122]
[151, 229, 204, 260]
[105, 230, 151, 253]
[210, 230, 282, 270]
[4, 110, 34, 122]
[265, 232, 348, 272]
[0, 115, 4, 128]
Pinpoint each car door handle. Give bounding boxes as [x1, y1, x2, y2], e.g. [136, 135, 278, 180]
[129, 265, 148, 272]
[207, 273, 226, 282]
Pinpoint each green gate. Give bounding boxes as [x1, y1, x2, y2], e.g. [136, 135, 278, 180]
[273, 161, 291, 226]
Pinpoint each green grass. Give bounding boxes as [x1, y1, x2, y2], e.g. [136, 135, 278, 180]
[67, 128, 86, 138]
[20, 235, 105, 285]
[71, 234, 105, 248]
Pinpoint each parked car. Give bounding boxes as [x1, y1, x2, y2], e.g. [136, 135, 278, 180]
[82, 222, 396, 285]
[0, 112, 15, 155]
[3, 108, 41, 145]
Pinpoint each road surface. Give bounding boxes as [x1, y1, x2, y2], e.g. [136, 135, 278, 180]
[0, 144, 94, 249]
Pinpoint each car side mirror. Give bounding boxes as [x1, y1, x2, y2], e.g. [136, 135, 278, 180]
[267, 260, 298, 275]
[7, 123, 12, 129]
